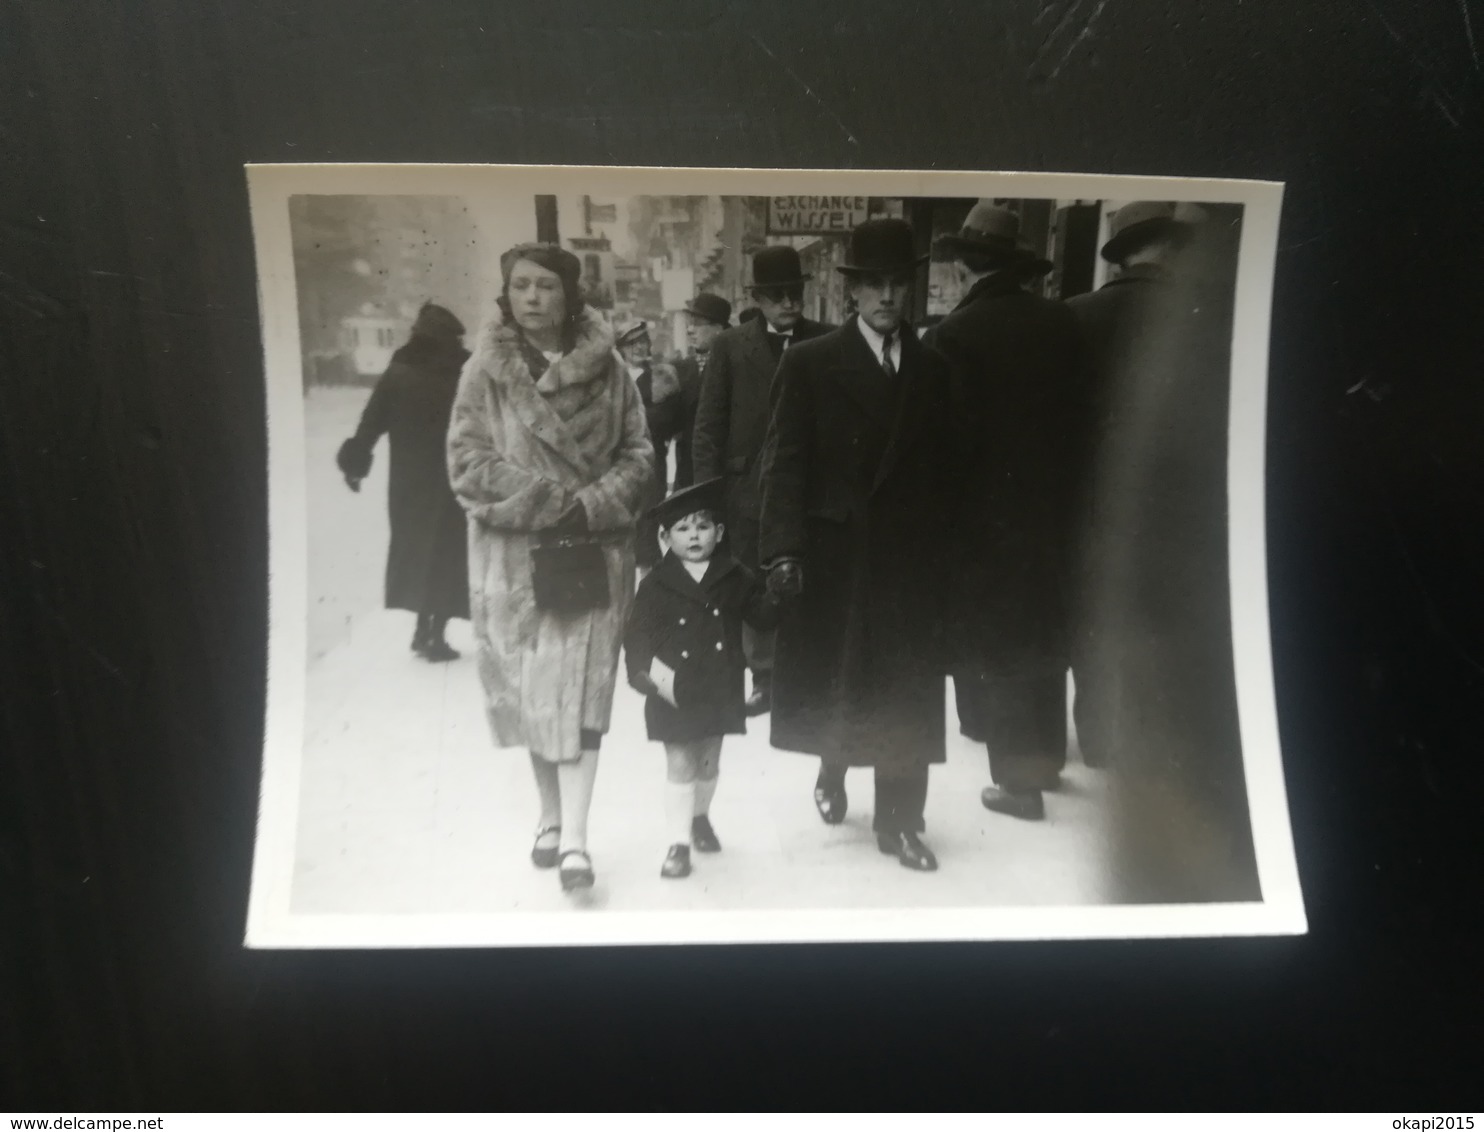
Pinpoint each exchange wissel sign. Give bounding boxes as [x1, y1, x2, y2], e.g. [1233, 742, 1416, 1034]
[766, 195, 870, 236]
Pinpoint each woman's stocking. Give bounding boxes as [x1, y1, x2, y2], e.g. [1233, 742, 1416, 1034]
[528, 751, 561, 834]
[556, 750, 600, 855]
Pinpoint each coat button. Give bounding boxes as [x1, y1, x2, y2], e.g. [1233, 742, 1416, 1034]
[714, 642, 723, 651]
[681, 650, 689, 659]
[679, 617, 686, 625]
[712, 609, 720, 617]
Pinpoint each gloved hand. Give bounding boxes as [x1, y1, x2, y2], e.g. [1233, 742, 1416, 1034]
[766, 558, 803, 598]
[343, 474, 363, 493]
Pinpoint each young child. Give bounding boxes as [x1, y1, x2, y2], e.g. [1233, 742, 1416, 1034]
[624, 477, 781, 879]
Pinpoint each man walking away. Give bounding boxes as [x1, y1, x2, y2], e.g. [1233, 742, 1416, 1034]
[925, 201, 1085, 822]
[1068, 201, 1260, 901]
[1066, 201, 1204, 770]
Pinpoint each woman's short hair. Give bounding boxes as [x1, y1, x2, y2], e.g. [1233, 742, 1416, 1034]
[497, 242, 585, 327]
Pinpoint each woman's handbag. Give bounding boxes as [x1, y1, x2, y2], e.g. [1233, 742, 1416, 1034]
[530, 534, 610, 614]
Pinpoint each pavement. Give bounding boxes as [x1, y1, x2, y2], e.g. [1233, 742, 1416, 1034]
[291, 386, 1114, 915]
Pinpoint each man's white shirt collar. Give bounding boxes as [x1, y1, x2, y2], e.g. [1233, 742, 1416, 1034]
[855, 317, 903, 371]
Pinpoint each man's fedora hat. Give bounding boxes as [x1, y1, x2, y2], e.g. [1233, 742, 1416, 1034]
[932, 201, 1053, 274]
[835, 218, 928, 276]
[1101, 201, 1209, 263]
[683, 293, 733, 326]
[614, 319, 651, 348]
[747, 245, 811, 290]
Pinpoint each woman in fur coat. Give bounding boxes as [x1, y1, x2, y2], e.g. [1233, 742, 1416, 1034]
[446, 243, 655, 893]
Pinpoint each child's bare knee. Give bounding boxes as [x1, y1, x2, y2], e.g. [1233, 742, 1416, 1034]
[665, 743, 700, 783]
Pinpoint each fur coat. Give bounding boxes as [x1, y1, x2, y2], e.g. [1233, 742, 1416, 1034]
[447, 307, 656, 760]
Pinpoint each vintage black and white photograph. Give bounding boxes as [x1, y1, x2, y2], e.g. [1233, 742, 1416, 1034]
[245, 164, 1300, 947]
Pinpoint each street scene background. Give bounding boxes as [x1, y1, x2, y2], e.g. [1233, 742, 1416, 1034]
[289, 191, 1194, 395]
[289, 190, 1241, 914]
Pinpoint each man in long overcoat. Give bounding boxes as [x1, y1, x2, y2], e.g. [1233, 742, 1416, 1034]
[758, 219, 957, 872]
[692, 246, 833, 715]
[672, 292, 732, 491]
[924, 202, 1085, 822]
[337, 301, 471, 660]
[1068, 201, 1259, 901]
[1066, 201, 1204, 769]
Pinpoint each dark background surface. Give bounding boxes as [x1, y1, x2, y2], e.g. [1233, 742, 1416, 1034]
[4, 0, 1482, 1110]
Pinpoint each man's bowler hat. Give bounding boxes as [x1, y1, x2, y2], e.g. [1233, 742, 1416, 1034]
[747, 245, 812, 290]
[683, 293, 733, 326]
[836, 218, 927, 277]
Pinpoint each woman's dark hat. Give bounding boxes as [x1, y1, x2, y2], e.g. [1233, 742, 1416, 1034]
[747, 245, 811, 289]
[649, 477, 726, 529]
[615, 320, 651, 348]
[1101, 201, 1208, 263]
[411, 302, 465, 340]
[932, 201, 1053, 274]
[836, 218, 928, 276]
[684, 293, 733, 326]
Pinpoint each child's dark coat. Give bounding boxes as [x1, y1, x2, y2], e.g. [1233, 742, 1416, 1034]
[623, 551, 780, 743]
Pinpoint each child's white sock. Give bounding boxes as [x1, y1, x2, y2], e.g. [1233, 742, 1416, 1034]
[665, 780, 695, 847]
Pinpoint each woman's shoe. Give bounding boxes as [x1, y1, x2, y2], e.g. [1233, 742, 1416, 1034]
[559, 849, 595, 892]
[531, 825, 561, 869]
[691, 814, 721, 853]
[660, 844, 692, 879]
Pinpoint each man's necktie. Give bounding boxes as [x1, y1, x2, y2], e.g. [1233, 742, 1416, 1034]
[880, 331, 896, 379]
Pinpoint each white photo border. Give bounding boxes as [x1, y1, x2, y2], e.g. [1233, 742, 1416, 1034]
[244, 163, 1301, 949]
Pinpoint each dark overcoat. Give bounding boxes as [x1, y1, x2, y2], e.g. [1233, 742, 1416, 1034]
[923, 272, 1086, 678]
[1069, 253, 1257, 900]
[1066, 263, 1166, 486]
[1066, 264, 1167, 639]
[337, 335, 472, 620]
[691, 315, 832, 566]
[757, 318, 957, 772]
[633, 359, 683, 567]
[671, 353, 704, 490]
[623, 551, 780, 743]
